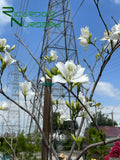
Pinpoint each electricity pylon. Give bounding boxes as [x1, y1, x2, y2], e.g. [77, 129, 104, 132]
[7, 63, 21, 134]
[40, 0, 79, 64]
[29, 0, 79, 135]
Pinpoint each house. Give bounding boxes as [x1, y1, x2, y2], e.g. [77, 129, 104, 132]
[99, 126, 120, 139]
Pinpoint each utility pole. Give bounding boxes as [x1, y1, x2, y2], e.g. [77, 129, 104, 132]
[111, 111, 114, 126]
[42, 79, 52, 160]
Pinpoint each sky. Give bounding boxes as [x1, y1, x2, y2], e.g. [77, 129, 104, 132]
[0, 0, 120, 133]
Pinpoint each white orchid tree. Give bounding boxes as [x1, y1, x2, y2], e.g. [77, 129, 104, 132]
[0, 1, 120, 160]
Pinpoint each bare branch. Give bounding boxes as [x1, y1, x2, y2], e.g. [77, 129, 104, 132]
[75, 136, 120, 159]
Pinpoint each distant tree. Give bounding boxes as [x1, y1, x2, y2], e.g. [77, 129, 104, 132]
[52, 112, 78, 134]
[90, 111, 117, 127]
[52, 112, 60, 132]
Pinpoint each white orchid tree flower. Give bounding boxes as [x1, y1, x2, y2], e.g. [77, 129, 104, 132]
[58, 109, 70, 124]
[110, 23, 120, 40]
[40, 74, 51, 83]
[101, 30, 111, 41]
[0, 38, 15, 53]
[78, 92, 93, 121]
[50, 50, 58, 61]
[4, 51, 16, 66]
[4, 45, 11, 52]
[78, 26, 91, 50]
[0, 38, 6, 51]
[59, 114, 70, 124]
[0, 51, 16, 73]
[101, 23, 120, 49]
[44, 50, 58, 63]
[52, 60, 89, 84]
[0, 102, 9, 111]
[19, 81, 32, 101]
[105, 39, 118, 50]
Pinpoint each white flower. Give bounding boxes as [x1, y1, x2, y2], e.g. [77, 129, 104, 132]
[101, 30, 118, 49]
[52, 60, 89, 84]
[4, 51, 16, 66]
[0, 102, 9, 111]
[40, 74, 51, 83]
[78, 26, 91, 48]
[0, 38, 6, 49]
[79, 27, 90, 39]
[110, 23, 120, 40]
[79, 92, 92, 107]
[101, 30, 111, 41]
[59, 114, 69, 124]
[50, 50, 58, 61]
[19, 81, 32, 100]
[78, 92, 93, 120]
[105, 39, 118, 50]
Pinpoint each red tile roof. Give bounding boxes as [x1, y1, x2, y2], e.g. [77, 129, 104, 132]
[99, 126, 120, 137]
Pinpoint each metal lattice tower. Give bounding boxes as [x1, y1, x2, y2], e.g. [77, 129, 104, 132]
[7, 63, 21, 134]
[40, 0, 79, 65]
[29, 0, 79, 133]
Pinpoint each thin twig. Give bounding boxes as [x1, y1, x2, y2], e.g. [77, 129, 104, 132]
[14, 34, 46, 78]
[0, 90, 59, 160]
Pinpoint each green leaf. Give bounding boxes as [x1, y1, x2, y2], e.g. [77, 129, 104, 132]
[45, 68, 52, 78]
[44, 55, 49, 60]
[95, 53, 100, 60]
[18, 67, 22, 72]
[23, 65, 27, 73]
[50, 67, 58, 75]
[71, 101, 76, 111]
[76, 101, 79, 109]
[56, 99, 59, 105]
[94, 37, 97, 43]
[94, 102, 101, 107]
[71, 134, 77, 142]
[0, 55, 6, 72]
[57, 116, 60, 125]
[100, 48, 103, 55]
[10, 45, 15, 51]
[65, 100, 72, 110]
[18, 65, 27, 73]
[77, 83, 81, 96]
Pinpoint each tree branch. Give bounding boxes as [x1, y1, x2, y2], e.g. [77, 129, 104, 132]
[75, 136, 120, 159]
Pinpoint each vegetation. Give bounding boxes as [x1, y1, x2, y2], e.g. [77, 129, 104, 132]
[84, 127, 110, 160]
[52, 111, 78, 134]
[0, 133, 41, 159]
[90, 111, 117, 127]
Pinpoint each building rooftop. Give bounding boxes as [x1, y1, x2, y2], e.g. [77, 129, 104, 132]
[99, 126, 120, 137]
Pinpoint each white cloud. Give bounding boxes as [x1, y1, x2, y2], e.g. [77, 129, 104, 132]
[0, 0, 11, 25]
[0, 0, 12, 35]
[99, 105, 120, 125]
[24, 17, 33, 23]
[95, 81, 120, 99]
[113, 0, 120, 4]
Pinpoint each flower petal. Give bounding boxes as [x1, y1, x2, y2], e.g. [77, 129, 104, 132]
[4, 52, 16, 66]
[71, 65, 85, 79]
[79, 38, 89, 47]
[71, 74, 89, 83]
[79, 92, 86, 105]
[65, 60, 76, 73]
[56, 62, 67, 78]
[52, 74, 67, 83]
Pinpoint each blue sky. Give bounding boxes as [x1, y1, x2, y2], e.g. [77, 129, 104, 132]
[0, 0, 120, 125]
